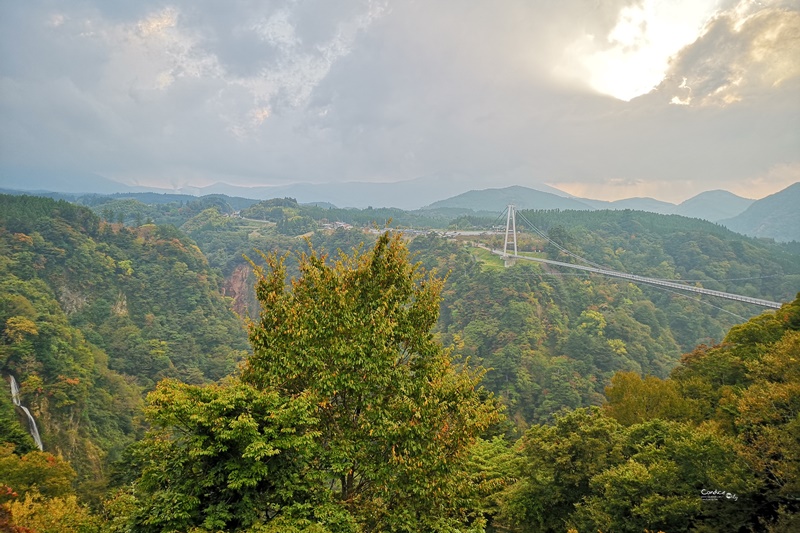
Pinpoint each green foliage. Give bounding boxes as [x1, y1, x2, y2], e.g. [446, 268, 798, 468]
[435, 255, 680, 424]
[503, 410, 757, 533]
[575, 420, 756, 533]
[0, 444, 76, 499]
[502, 295, 800, 532]
[58, 194, 797, 428]
[4, 193, 798, 530]
[0, 387, 37, 455]
[240, 197, 464, 230]
[120, 233, 502, 532]
[417, 208, 799, 427]
[735, 329, 800, 499]
[464, 437, 517, 530]
[503, 408, 624, 531]
[84, 192, 254, 228]
[243, 232, 502, 531]
[241, 197, 302, 222]
[604, 372, 699, 426]
[0, 194, 247, 497]
[276, 214, 317, 236]
[125, 380, 326, 532]
[519, 209, 799, 309]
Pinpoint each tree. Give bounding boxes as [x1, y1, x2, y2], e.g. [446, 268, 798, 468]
[575, 420, 757, 533]
[124, 379, 335, 533]
[735, 330, 800, 501]
[502, 410, 758, 533]
[465, 437, 517, 532]
[6, 490, 101, 533]
[0, 445, 76, 499]
[244, 232, 501, 531]
[502, 408, 624, 532]
[604, 372, 698, 426]
[128, 232, 501, 532]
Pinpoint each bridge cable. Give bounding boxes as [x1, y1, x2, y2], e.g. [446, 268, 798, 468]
[512, 209, 770, 291]
[515, 209, 607, 270]
[491, 207, 510, 230]
[637, 283, 748, 321]
[538, 265, 748, 319]
[500, 210, 784, 310]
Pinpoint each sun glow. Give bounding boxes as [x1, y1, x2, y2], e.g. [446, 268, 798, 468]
[566, 0, 720, 101]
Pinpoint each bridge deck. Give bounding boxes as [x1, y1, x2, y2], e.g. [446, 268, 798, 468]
[487, 248, 783, 309]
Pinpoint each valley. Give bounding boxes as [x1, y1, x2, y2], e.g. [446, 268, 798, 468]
[1, 191, 798, 531]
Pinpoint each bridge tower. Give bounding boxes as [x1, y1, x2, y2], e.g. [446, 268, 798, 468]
[503, 204, 517, 267]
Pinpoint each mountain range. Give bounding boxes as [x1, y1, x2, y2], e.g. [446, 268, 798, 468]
[0, 167, 492, 211]
[720, 182, 800, 242]
[422, 186, 680, 215]
[424, 185, 762, 221]
[427, 184, 798, 242]
[1, 166, 797, 241]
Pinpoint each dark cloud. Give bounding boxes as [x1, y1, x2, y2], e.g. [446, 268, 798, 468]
[0, 0, 797, 203]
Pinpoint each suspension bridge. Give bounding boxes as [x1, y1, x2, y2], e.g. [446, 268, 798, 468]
[488, 204, 784, 310]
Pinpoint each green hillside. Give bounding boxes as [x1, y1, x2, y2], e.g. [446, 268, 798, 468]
[0, 194, 248, 495]
[181, 203, 800, 428]
[488, 294, 800, 532]
[721, 182, 800, 242]
[423, 185, 593, 211]
[516, 209, 799, 303]
[406, 209, 799, 427]
[2, 193, 799, 531]
[673, 189, 753, 222]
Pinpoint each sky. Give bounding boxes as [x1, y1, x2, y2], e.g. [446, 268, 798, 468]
[0, 0, 798, 203]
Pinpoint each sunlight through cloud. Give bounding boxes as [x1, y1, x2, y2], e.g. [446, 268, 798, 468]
[567, 0, 719, 101]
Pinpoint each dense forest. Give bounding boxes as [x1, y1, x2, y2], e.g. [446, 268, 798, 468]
[0, 195, 248, 497]
[1, 193, 798, 531]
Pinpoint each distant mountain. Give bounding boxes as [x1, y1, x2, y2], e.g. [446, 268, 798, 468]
[94, 191, 260, 211]
[182, 176, 577, 210]
[1, 164, 789, 227]
[0, 168, 483, 210]
[180, 174, 487, 209]
[0, 166, 141, 195]
[720, 182, 800, 242]
[581, 197, 676, 213]
[673, 190, 753, 222]
[423, 186, 764, 224]
[422, 185, 594, 212]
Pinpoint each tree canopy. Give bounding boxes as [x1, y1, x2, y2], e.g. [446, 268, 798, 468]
[126, 232, 502, 532]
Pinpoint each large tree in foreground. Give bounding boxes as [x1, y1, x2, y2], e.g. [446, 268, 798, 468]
[244, 232, 501, 532]
[128, 232, 501, 532]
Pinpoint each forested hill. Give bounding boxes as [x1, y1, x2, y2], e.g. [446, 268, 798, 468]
[720, 181, 800, 242]
[516, 208, 799, 299]
[111, 197, 800, 430]
[402, 209, 799, 426]
[174, 200, 800, 429]
[0, 194, 248, 494]
[1, 193, 799, 531]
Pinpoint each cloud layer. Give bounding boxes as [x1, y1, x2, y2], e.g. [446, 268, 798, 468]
[0, 0, 797, 202]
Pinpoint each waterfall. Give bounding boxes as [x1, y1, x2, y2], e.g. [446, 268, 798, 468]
[9, 375, 43, 451]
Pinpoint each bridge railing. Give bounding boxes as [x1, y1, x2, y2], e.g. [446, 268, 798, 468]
[483, 246, 783, 309]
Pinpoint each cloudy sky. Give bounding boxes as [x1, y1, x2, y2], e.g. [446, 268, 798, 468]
[1, 0, 798, 203]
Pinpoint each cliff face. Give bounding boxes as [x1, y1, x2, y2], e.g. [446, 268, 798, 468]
[223, 263, 254, 318]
